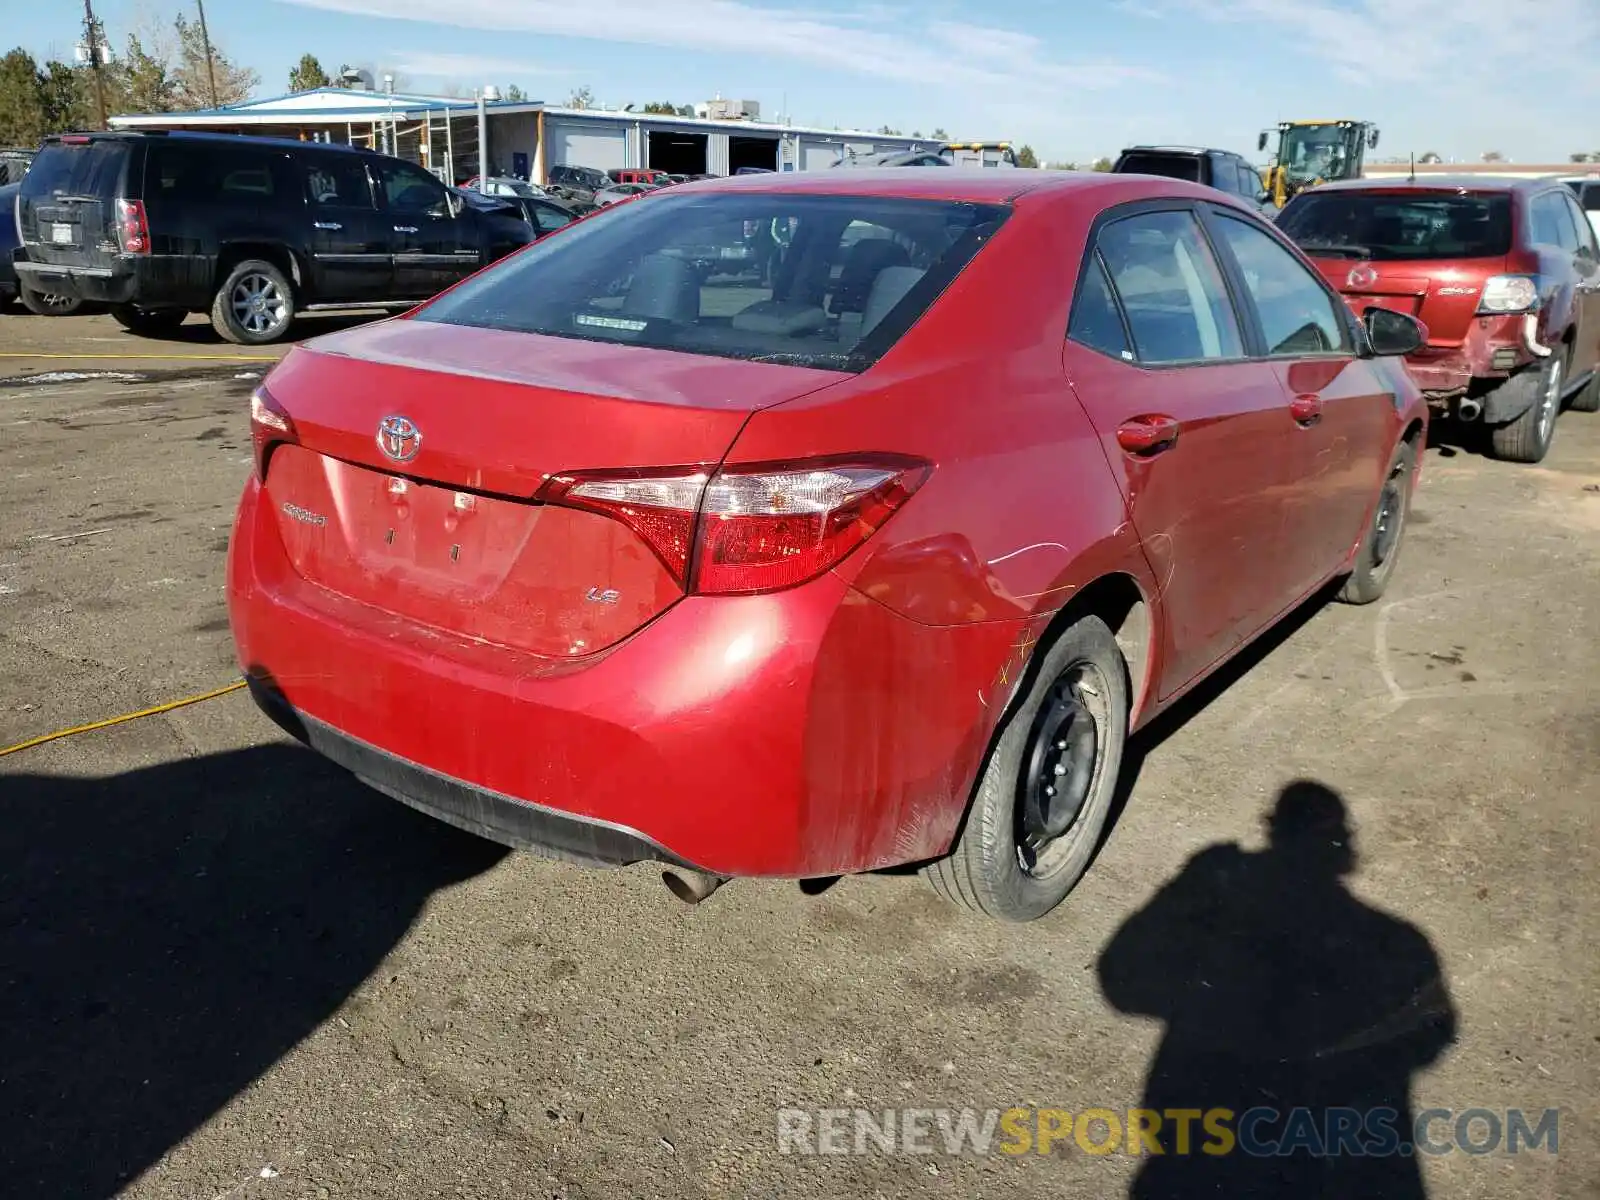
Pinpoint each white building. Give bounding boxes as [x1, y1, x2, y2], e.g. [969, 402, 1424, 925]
[107, 87, 947, 183]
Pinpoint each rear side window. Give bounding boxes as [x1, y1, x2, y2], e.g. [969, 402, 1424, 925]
[1561, 193, 1598, 256]
[1114, 152, 1203, 183]
[1067, 254, 1133, 361]
[1211, 215, 1352, 356]
[415, 193, 1009, 370]
[147, 142, 286, 204]
[1279, 191, 1512, 260]
[19, 140, 129, 201]
[1530, 192, 1579, 252]
[1093, 210, 1244, 364]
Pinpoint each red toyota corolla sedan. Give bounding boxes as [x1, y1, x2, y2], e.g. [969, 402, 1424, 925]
[228, 169, 1428, 922]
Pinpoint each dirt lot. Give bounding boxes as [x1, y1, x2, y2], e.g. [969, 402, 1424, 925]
[1, 309, 1596, 1200]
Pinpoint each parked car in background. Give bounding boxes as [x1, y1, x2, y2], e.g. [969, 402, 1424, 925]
[546, 164, 612, 206]
[230, 169, 1427, 923]
[1112, 145, 1273, 215]
[14, 131, 537, 345]
[593, 182, 656, 206]
[1279, 175, 1600, 462]
[610, 168, 671, 187]
[832, 149, 952, 168]
[463, 175, 553, 200]
[1560, 175, 1600, 241]
[0, 180, 85, 315]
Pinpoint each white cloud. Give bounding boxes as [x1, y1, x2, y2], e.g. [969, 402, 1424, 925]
[278, 0, 1157, 101]
[1181, 0, 1599, 91]
[388, 50, 565, 80]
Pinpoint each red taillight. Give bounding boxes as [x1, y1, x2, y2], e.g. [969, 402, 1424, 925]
[543, 456, 931, 595]
[249, 386, 298, 482]
[115, 198, 150, 254]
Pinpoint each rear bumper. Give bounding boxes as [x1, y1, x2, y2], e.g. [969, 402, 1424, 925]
[248, 675, 695, 870]
[13, 253, 207, 307]
[227, 476, 1023, 878]
[1404, 313, 1539, 398]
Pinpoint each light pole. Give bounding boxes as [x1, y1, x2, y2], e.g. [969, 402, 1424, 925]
[477, 84, 499, 183]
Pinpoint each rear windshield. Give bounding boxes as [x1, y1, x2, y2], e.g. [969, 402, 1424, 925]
[1114, 153, 1203, 183]
[1278, 191, 1513, 261]
[19, 140, 130, 201]
[415, 192, 1009, 370]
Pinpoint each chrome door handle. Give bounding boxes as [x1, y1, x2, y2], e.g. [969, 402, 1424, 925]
[313, 221, 342, 231]
[394, 225, 418, 233]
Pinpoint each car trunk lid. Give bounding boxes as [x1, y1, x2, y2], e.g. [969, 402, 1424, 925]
[1309, 254, 1506, 346]
[258, 318, 852, 658]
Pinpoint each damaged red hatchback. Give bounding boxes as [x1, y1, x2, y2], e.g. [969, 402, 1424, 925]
[228, 169, 1428, 921]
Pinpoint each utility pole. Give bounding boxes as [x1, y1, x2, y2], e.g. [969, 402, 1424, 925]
[195, 0, 220, 108]
[82, 0, 108, 130]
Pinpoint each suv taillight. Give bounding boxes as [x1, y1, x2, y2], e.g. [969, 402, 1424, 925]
[543, 456, 932, 595]
[115, 198, 150, 255]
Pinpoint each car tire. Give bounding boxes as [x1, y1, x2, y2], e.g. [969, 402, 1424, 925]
[111, 304, 187, 336]
[923, 615, 1129, 922]
[1338, 437, 1417, 605]
[210, 259, 295, 345]
[1569, 364, 1600, 413]
[1488, 350, 1565, 463]
[18, 284, 84, 316]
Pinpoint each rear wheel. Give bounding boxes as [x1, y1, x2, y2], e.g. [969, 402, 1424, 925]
[18, 284, 84, 316]
[923, 615, 1129, 922]
[1488, 351, 1565, 463]
[1339, 438, 1417, 605]
[111, 305, 187, 336]
[211, 259, 294, 345]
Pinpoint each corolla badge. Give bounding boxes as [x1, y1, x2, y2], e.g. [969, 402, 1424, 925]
[1347, 264, 1378, 289]
[377, 414, 422, 463]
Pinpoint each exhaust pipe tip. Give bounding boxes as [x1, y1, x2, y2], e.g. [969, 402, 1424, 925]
[661, 867, 727, 905]
[1457, 397, 1482, 422]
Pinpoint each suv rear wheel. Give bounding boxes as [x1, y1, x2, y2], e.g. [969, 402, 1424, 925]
[111, 305, 187, 336]
[18, 284, 84, 317]
[211, 259, 295, 345]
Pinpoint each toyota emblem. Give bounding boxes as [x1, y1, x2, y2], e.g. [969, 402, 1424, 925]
[377, 414, 422, 463]
[1347, 264, 1378, 289]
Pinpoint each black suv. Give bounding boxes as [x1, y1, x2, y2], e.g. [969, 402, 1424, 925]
[1112, 145, 1272, 214]
[14, 131, 536, 344]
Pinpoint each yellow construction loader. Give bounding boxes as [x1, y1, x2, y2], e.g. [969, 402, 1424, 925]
[1258, 120, 1380, 208]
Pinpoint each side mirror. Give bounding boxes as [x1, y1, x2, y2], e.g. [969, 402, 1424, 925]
[1364, 306, 1425, 356]
[1258, 131, 1269, 152]
[1368, 129, 1380, 149]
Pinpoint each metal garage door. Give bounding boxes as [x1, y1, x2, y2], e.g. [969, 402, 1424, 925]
[545, 121, 626, 172]
[801, 142, 844, 171]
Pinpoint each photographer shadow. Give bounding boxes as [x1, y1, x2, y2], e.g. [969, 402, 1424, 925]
[0, 743, 506, 1198]
[1097, 780, 1457, 1198]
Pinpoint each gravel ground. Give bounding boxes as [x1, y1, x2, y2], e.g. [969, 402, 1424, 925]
[1, 310, 1596, 1200]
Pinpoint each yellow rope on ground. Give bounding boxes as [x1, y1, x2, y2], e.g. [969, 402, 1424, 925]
[0, 679, 247, 759]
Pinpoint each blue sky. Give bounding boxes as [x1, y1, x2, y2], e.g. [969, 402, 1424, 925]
[14, 0, 1600, 164]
